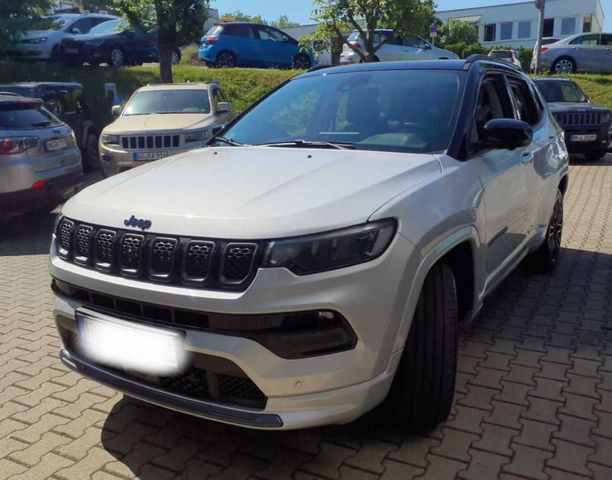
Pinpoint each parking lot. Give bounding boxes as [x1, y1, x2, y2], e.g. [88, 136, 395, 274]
[0, 155, 611, 480]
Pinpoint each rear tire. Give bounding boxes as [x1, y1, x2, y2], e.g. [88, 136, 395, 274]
[216, 51, 236, 68]
[527, 190, 563, 272]
[109, 46, 125, 67]
[551, 57, 576, 74]
[388, 263, 458, 432]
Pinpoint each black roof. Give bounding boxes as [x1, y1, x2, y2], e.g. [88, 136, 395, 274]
[301, 57, 522, 78]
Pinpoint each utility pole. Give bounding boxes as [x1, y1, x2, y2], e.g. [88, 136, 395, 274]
[534, 0, 545, 73]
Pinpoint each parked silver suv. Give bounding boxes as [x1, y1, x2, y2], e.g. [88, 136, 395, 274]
[536, 32, 612, 74]
[0, 94, 83, 216]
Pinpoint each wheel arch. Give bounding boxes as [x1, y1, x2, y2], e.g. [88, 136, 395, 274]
[392, 226, 480, 353]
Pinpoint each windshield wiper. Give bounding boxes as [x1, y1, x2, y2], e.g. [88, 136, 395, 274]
[255, 140, 355, 150]
[212, 136, 243, 147]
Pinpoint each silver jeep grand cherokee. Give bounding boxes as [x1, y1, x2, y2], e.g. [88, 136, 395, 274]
[50, 56, 568, 431]
[0, 94, 83, 216]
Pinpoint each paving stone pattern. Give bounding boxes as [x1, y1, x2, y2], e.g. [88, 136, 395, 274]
[1, 157, 611, 479]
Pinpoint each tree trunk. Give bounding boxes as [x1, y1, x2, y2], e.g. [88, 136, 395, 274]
[159, 44, 173, 83]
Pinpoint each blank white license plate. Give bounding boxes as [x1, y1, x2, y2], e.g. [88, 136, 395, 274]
[76, 309, 188, 375]
[134, 151, 169, 161]
[570, 134, 597, 142]
[46, 138, 67, 151]
[64, 48, 78, 54]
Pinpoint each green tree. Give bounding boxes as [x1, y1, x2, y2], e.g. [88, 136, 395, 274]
[114, 0, 210, 82]
[270, 15, 300, 29]
[0, 0, 51, 57]
[218, 10, 268, 25]
[312, 0, 436, 63]
[438, 19, 478, 46]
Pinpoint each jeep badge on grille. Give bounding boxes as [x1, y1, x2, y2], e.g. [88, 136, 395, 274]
[124, 215, 152, 231]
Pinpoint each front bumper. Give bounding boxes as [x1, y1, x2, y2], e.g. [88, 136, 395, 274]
[0, 171, 83, 215]
[8, 43, 53, 59]
[99, 143, 203, 176]
[561, 128, 610, 154]
[50, 231, 415, 429]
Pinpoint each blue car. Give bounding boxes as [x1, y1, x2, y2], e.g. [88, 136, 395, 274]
[199, 22, 312, 69]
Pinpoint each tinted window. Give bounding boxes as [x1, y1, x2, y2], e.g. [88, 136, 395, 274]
[508, 78, 539, 125]
[89, 19, 121, 34]
[0, 103, 61, 129]
[224, 24, 256, 39]
[124, 90, 211, 115]
[535, 81, 587, 103]
[258, 27, 285, 42]
[223, 70, 464, 154]
[570, 34, 600, 45]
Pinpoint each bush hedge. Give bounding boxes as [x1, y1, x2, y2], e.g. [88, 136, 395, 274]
[0, 61, 298, 126]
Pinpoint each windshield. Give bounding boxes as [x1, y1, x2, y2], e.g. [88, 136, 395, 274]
[0, 103, 62, 129]
[124, 90, 211, 115]
[222, 70, 464, 154]
[536, 81, 588, 103]
[89, 19, 121, 34]
[30, 15, 70, 31]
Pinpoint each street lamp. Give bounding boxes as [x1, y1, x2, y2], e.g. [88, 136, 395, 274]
[534, 0, 545, 73]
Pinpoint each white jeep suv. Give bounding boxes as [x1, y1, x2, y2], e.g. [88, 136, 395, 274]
[50, 57, 568, 431]
[99, 82, 232, 177]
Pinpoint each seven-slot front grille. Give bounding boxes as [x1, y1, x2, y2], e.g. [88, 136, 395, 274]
[121, 134, 181, 150]
[54, 217, 260, 291]
[554, 111, 602, 127]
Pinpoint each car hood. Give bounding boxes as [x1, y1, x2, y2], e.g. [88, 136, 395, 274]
[548, 102, 610, 113]
[103, 114, 215, 134]
[63, 147, 442, 239]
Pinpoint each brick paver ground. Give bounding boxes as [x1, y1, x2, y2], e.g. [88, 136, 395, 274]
[1, 156, 611, 480]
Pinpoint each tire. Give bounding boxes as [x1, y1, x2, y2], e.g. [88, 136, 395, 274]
[109, 46, 125, 67]
[527, 190, 564, 272]
[388, 263, 458, 432]
[216, 51, 236, 68]
[551, 57, 576, 74]
[292, 53, 311, 70]
[83, 133, 100, 172]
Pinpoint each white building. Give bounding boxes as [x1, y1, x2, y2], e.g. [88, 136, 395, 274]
[436, 0, 605, 49]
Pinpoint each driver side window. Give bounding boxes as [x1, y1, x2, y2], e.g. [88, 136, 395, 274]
[472, 75, 514, 143]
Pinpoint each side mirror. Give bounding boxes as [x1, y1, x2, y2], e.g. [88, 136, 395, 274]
[483, 118, 533, 150]
[111, 105, 122, 117]
[216, 102, 232, 114]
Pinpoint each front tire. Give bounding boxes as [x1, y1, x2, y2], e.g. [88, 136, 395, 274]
[83, 133, 100, 172]
[551, 57, 576, 74]
[388, 263, 458, 432]
[527, 190, 564, 272]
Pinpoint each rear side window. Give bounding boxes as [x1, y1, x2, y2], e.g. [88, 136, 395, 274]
[223, 24, 256, 39]
[507, 77, 540, 125]
[570, 34, 600, 46]
[0, 103, 62, 129]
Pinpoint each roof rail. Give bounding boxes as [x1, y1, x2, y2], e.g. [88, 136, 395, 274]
[306, 64, 334, 73]
[463, 54, 522, 72]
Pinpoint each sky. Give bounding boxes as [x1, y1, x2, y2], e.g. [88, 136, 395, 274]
[214, 0, 612, 30]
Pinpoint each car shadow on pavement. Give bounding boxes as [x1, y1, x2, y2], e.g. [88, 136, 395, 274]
[98, 244, 612, 479]
[0, 210, 59, 256]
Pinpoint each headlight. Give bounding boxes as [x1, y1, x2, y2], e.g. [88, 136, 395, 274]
[31, 37, 47, 44]
[100, 134, 120, 145]
[601, 112, 611, 124]
[263, 220, 396, 275]
[185, 130, 210, 142]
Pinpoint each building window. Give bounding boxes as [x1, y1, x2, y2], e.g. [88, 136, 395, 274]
[561, 17, 576, 36]
[543, 18, 554, 37]
[500, 22, 513, 40]
[518, 21, 531, 39]
[583, 15, 592, 33]
[484, 24, 496, 42]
